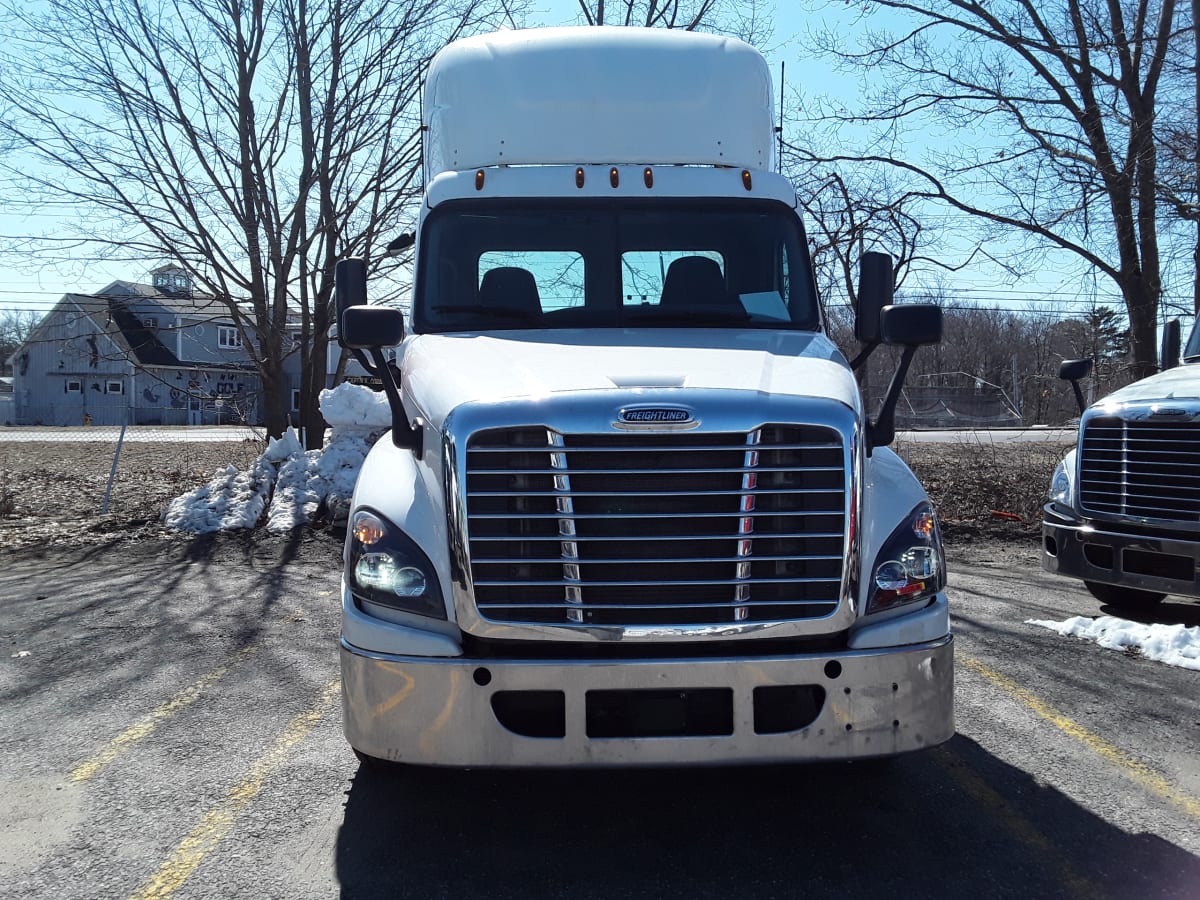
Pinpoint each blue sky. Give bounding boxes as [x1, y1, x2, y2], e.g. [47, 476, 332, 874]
[0, 1, 1141, 321]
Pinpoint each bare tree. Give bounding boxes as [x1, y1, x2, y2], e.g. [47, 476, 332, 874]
[0, 307, 38, 373]
[798, 0, 1187, 380]
[0, 0, 518, 442]
[573, 0, 772, 40]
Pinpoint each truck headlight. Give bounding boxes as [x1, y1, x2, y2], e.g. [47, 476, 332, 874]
[866, 502, 945, 615]
[346, 508, 446, 619]
[1048, 457, 1074, 507]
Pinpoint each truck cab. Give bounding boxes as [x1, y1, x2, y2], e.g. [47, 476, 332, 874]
[335, 26, 953, 768]
[1043, 320, 1200, 610]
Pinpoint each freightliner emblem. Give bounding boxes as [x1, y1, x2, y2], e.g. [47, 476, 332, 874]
[619, 406, 693, 424]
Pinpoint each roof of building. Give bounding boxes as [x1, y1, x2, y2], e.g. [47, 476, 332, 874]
[104, 297, 181, 366]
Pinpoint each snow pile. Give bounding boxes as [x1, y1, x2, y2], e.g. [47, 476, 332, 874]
[161, 457, 276, 533]
[265, 430, 376, 533]
[1027, 615, 1200, 671]
[163, 383, 389, 534]
[320, 381, 391, 429]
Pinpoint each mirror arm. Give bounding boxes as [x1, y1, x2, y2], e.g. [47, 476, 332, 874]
[848, 338, 879, 372]
[868, 344, 918, 453]
[1069, 379, 1086, 415]
[360, 346, 423, 455]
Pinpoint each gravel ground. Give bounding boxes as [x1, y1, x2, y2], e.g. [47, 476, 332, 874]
[0, 436, 1062, 552]
[0, 439, 270, 551]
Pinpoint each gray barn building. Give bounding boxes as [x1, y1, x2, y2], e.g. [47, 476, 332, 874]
[4, 267, 307, 427]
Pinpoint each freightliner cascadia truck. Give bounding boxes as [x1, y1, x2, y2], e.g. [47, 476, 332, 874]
[1044, 322, 1200, 610]
[334, 26, 953, 768]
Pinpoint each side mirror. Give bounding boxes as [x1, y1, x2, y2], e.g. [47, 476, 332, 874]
[387, 232, 416, 257]
[1058, 358, 1093, 415]
[880, 304, 942, 346]
[1058, 358, 1093, 382]
[341, 306, 405, 350]
[1161, 318, 1181, 371]
[855, 251, 893, 344]
[335, 258, 368, 348]
[867, 303, 942, 452]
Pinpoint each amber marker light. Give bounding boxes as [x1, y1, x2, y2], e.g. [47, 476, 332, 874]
[610, 167, 620, 188]
[913, 507, 937, 540]
[352, 510, 387, 546]
[741, 170, 753, 191]
[475, 169, 485, 190]
[576, 167, 586, 188]
[643, 167, 654, 188]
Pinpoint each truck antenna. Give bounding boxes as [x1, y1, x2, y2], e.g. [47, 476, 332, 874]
[778, 61, 785, 174]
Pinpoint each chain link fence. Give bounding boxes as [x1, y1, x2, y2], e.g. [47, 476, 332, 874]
[0, 424, 269, 525]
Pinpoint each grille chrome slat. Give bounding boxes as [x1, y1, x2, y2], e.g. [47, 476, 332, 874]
[468, 487, 844, 498]
[471, 531, 845, 542]
[472, 554, 844, 565]
[477, 599, 839, 610]
[474, 577, 842, 587]
[468, 509, 842, 520]
[465, 423, 847, 627]
[469, 465, 844, 476]
[469, 441, 842, 453]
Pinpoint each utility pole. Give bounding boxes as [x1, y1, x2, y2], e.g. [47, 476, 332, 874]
[1194, 0, 1199, 314]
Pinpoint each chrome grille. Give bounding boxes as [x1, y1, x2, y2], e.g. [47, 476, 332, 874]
[464, 425, 846, 626]
[1079, 414, 1200, 523]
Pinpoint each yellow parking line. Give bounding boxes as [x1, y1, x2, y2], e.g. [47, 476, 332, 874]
[933, 745, 1097, 899]
[128, 678, 341, 900]
[69, 643, 262, 783]
[960, 654, 1200, 820]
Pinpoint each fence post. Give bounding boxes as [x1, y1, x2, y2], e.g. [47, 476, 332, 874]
[101, 421, 129, 514]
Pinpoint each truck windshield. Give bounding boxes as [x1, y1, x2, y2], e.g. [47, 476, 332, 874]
[1184, 320, 1200, 363]
[413, 199, 820, 333]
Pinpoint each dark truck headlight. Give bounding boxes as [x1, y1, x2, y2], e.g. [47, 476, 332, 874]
[866, 502, 945, 615]
[1047, 456, 1075, 509]
[346, 508, 446, 619]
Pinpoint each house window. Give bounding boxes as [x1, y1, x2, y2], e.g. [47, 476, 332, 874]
[105, 380, 124, 395]
[218, 326, 242, 349]
[291, 389, 301, 411]
[65, 379, 82, 393]
[142, 317, 157, 329]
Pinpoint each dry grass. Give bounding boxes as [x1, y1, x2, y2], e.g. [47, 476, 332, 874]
[897, 434, 1073, 542]
[0, 433, 1068, 550]
[0, 439, 265, 549]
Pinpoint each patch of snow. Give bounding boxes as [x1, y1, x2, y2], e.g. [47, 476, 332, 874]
[161, 457, 276, 533]
[320, 382, 391, 428]
[1027, 615, 1200, 671]
[164, 385, 386, 534]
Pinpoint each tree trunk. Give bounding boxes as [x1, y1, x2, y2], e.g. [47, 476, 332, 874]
[302, 335, 329, 450]
[260, 364, 289, 438]
[1123, 273, 1160, 381]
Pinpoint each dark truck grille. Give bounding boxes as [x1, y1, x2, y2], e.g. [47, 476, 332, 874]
[1079, 415, 1200, 523]
[464, 425, 846, 627]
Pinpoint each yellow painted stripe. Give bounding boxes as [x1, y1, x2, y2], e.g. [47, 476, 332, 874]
[128, 678, 341, 900]
[960, 654, 1200, 820]
[933, 745, 1097, 899]
[70, 643, 262, 783]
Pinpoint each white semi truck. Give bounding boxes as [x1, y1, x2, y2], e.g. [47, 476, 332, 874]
[1044, 322, 1200, 610]
[334, 27, 953, 768]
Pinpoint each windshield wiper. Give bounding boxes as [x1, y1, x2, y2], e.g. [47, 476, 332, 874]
[624, 308, 753, 326]
[431, 305, 540, 322]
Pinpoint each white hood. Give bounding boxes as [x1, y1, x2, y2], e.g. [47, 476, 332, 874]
[401, 329, 860, 427]
[1095, 362, 1200, 408]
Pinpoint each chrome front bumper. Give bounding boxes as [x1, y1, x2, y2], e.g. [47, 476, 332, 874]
[1042, 504, 1200, 599]
[341, 634, 954, 767]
